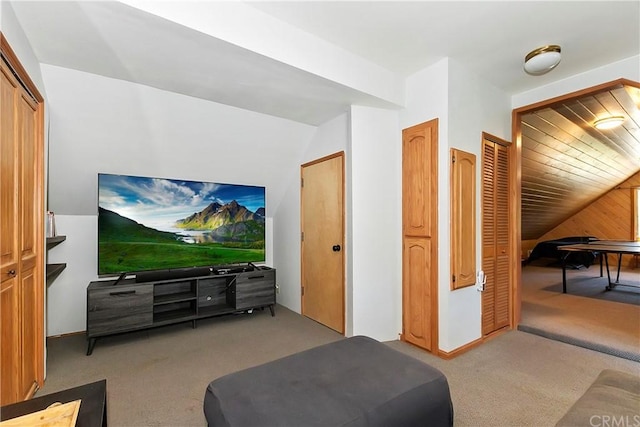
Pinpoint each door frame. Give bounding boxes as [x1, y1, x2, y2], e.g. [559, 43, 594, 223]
[511, 78, 639, 327]
[300, 151, 346, 333]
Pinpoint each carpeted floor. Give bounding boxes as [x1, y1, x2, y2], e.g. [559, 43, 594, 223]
[540, 266, 640, 306]
[520, 263, 640, 361]
[36, 305, 640, 427]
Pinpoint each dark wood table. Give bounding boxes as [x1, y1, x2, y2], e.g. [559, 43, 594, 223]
[0, 379, 107, 427]
[558, 241, 640, 293]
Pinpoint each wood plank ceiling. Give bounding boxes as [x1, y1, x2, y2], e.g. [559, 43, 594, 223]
[520, 83, 640, 241]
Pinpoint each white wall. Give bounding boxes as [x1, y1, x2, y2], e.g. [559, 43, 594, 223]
[276, 106, 402, 342]
[273, 113, 350, 313]
[441, 59, 511, 352]
[399, 58, 511, 353]
[349, 106, 401, 341]
[512, 55, 640, 109]
[1, 3, 46, 95]
[42, 64, 317, 335]
[400, 60, 449, 347]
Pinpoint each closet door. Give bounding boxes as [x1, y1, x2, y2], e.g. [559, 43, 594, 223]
[0, 41, 45, 405]
[481, 134, 511, 336]
[1, 56, 21, 405]
[18, 88, 41, 400]
[402, 119, 438, 352]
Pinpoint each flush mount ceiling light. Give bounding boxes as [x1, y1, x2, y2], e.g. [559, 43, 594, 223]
[593, 116, 625, 130]
[524, 45, 561, 75]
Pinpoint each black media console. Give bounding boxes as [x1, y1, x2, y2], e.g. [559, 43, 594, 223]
[86, 265, 276, 355]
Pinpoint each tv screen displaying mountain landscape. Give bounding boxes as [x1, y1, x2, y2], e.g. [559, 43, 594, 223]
[98, 173, 265, 276]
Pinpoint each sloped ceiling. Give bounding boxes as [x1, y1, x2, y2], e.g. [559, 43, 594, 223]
[6, 1, 640, 240]
[520, 83, 640, 240]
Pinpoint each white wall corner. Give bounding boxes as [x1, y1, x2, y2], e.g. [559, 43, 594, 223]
[349, 105, 401, 341]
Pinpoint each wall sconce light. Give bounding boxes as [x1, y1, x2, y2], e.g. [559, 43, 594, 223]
[593, 116, 625, 130]
[524, 45, 561, 75]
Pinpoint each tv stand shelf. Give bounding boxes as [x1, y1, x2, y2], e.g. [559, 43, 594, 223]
[86, 265, 275, 355]
[154, 292, 196, 304]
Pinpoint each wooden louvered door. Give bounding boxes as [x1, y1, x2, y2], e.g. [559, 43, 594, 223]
[481, 133, 511, 336]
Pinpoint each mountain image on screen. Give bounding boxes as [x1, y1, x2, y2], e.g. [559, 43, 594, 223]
[175, 201, 265, 243]
[97, 173, 266, 275]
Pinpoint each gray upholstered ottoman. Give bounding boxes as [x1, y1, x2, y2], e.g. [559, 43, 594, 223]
[556, 369, 640, 427]
[204, 336, 453, 426]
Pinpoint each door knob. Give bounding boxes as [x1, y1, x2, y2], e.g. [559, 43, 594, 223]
[8, 269, 16, 277]
[332, 245, 341, 252]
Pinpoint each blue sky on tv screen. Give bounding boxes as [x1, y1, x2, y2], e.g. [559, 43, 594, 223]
[98, 174, 265, 233]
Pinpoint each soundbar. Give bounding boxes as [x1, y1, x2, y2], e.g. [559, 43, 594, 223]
[135, 266, 214, 283]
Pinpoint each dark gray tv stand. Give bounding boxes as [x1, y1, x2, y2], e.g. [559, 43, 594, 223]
[86, 266, 275, 355]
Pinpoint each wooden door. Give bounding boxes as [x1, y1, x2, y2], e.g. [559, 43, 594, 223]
[301, 152, 345, 333]
[0, 40, 45, 405]
[450, 148, 476, 290]
[402, 119, 438, 352]
[18, 90, 41, 399]
[1, 57, 21, 405]
[481, 133, 511, 336]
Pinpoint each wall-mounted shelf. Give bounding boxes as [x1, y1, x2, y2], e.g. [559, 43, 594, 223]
[46, 235, 66, 248]
[46, 235, 67, 285]
[46, 263, 67, 283]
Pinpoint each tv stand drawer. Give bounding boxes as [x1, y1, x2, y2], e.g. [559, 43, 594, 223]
[232, 270, 276, 310]
[87, 284, 153, 336]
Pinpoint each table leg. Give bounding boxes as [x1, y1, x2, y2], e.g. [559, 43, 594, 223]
[604, 254, 614, 290]
[562, 252, 569, 293]
[599, 252, 603, 277]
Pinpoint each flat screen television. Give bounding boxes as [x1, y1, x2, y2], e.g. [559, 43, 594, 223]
[98, 173, 265, 276]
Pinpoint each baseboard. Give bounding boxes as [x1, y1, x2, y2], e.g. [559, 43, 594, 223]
[47, 330, 85, 339]
[437, 336, 485, 359]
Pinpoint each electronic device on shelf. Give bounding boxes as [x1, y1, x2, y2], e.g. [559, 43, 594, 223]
[109, 263, 270, 285]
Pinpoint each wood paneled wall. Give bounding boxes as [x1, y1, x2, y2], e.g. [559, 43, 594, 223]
[533, 171, 640, 267]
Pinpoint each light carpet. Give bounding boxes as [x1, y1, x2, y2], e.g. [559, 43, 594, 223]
[520, 264, 640, 361]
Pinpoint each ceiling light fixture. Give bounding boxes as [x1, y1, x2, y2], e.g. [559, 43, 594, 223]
[593, 116, 625, 130]
[524, 45, 561, 75]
